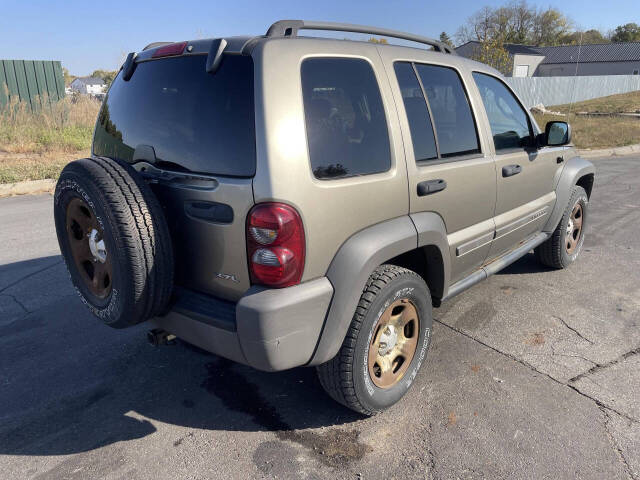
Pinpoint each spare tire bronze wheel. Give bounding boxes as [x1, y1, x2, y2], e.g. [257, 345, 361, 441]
[317, 265, 433, 415]
[54, 157, 174, 328]
[65, 197, 113, 299]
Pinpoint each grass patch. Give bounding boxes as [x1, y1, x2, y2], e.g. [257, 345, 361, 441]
[0, 95, 99, 154]
[534, 113, 640, 149]
[551, 90, 640, 114]
[0, 95, 98, 184]
[0, 151, 90, 184]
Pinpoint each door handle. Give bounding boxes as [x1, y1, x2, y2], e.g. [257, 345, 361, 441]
[557, 156, 564, 164]
[417, 179, 447, 196]
[502, 164, 522, 177]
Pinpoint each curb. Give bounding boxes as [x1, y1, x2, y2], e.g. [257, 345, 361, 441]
[0, 179, 55, 198]
[577, 144, 640, 158]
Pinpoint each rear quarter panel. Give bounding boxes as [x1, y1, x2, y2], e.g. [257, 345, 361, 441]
[251, 38, 410, 282]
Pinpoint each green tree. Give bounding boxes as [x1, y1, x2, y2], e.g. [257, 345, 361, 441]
[91, 69, 118, 87]
[530, 7, 573, 45]
[62, 67, 76, 87]
[439, 32, 453, 47]
[610, 23, 640, 42]
[471, 36, 512, 75]
[367, 37, 388, 44]
[561, 29, 608, 45]
[455, 1, 573, 46]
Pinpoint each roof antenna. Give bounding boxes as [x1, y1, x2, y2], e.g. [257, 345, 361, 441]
[567, 31, 583, 119]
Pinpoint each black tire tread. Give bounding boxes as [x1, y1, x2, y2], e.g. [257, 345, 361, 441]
[57, 157, 173, 326]
[316, 264, 423, 415]
[535, 185, 586, 269]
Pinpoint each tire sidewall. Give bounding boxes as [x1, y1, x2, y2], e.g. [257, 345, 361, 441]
[54, 170, 128, 325]
[352, 275, 432, 412]
[561, 188, 588, 265]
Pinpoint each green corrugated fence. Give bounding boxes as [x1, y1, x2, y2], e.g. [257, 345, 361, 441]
[0, 60, 65, 110]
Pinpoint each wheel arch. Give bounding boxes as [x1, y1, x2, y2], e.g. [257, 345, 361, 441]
[308, 213, 450, 366]
[544, 155, 595, 233]
[576, 172, 595, 199]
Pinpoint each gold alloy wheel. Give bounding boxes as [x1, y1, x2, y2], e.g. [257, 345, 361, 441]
[565, 202, 584, 254]
[66, 197, 113, 299]
[368, 298, 419, 389]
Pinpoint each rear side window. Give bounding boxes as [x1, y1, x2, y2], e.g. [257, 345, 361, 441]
[472, 72, 533, 152]
[93, 54, 255, 177]
[414, 64, 480, 157]
[301, 58, 391, 179]
[394, 62, 437, 162]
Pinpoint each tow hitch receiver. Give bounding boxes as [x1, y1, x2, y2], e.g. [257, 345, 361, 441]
[147, 328, 176, 346]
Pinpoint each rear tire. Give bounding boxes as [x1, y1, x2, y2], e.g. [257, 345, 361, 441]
[54, 157, 173, 328]
[535, 185, 588, 269]
[317, 265, 432, 415]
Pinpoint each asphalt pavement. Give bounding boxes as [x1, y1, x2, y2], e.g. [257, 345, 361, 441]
[0, 155, 638, 480]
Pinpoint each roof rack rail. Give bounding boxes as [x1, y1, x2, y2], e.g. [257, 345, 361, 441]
[266, 20, 456, 54]
[143, 41, 174, 51]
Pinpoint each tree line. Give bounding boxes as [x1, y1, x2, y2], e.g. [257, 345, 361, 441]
[438, 1, 640, 48]
[434, 1, 640, 75]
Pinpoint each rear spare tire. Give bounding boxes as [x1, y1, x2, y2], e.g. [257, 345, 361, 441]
[54, 157, 173, 328]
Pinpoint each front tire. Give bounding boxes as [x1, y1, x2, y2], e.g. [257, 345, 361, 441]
[535, 185, 588, 269]
[317, 265, 433, 415]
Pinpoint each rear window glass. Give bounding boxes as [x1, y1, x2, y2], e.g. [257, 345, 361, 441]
[301, 58, 391, 180]
[414, 64, 480, 157]
[93, 54, 255, 177]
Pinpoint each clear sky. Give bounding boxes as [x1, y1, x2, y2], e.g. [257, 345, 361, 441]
[0, 0, 636, 75]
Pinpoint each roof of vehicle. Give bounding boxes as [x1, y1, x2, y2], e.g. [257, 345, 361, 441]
[132, 20, 503, 81]
[138, 20, 459, 59]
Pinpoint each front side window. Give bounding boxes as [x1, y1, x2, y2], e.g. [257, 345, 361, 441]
[301, 58, 391, 179]
[414, 64, 480, 157]
[472, 72, 533, 152]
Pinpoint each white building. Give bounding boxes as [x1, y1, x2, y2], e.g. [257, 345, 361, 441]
[70, 76, 106, 95]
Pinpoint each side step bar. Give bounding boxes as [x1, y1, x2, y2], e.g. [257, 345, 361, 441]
[443, 232, 550, 301]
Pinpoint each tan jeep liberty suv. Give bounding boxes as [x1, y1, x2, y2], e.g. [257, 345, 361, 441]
[53, 20, 595, 414]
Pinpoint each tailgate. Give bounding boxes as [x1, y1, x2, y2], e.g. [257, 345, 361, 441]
[142, 167, 254, 301]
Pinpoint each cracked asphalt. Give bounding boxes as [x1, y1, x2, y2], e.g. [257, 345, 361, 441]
[0, 155, 638, 480]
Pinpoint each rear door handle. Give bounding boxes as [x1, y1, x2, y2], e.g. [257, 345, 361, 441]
[502, 164, 522, 177]
[417, 179, 447, 196]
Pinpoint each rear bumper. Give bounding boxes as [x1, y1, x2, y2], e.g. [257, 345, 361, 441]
[151, 277, 334, 371]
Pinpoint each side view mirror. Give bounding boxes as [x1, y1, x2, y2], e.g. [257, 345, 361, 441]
[542, 121, 571, 147]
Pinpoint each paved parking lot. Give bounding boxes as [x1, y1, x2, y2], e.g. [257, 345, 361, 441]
[0, 155, 638, 480]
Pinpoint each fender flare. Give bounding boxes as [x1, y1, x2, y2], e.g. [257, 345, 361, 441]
[544, 156, 595, 233]
[308, 213, 449, 365]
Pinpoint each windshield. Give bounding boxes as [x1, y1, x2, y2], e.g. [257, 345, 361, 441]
[93, 54, 255, 177]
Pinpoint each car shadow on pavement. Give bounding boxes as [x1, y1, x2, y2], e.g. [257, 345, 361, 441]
[495, 252, 555, 275]
[0, 256, 363, 458]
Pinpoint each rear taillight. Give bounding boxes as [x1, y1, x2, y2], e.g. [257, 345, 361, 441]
[247, 203, 305, 288]
[152, 41, 187, 58]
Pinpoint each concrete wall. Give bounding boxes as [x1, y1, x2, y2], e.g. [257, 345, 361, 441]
[535, 61, 640, 77]
[512, 54, 545, 77]
[505, 74, 640, 108]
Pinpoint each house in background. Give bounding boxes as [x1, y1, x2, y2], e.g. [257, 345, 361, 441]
[456, 41, 640, 77]
[69, 76, 106, 95]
